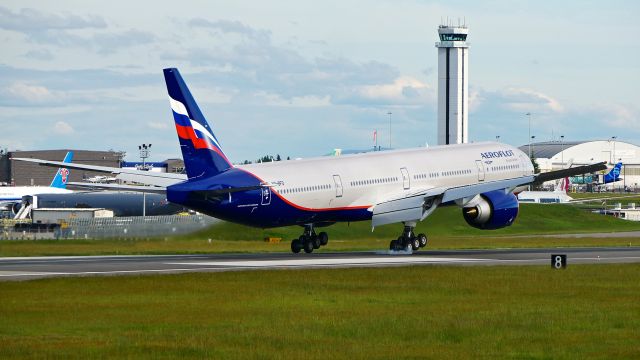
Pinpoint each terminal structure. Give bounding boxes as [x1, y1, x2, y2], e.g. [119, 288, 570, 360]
[436, 24, 469, 145]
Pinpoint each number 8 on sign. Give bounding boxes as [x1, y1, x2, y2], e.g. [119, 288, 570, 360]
[551, 254, 567, 269]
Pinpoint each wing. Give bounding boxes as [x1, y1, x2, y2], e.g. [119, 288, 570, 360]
[11, 157, 187, 187]
[371, 176, 533, 228]
[371, 161, 607, 228]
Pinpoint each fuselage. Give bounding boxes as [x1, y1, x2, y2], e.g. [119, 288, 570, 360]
[167, 142, 534, 228]
[0, 186, 72, 210]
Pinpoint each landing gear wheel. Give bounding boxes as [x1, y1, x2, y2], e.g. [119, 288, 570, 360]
[404, 241, 413, 252]
[291, 239, 302, 254]
[411, 237, 420, 251]
[418, 233, 427, 248]
[389, 239, 398, 250]
[318, 232, 329, 246]
[311, 235, 321, 249]
[303, 239, 314, 253]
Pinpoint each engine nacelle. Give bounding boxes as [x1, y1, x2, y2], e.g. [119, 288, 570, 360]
[462, 190, 519, 230]
[10, 202, 21, 215]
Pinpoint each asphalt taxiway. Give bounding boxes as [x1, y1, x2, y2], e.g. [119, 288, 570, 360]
[1, 247, 639, 281]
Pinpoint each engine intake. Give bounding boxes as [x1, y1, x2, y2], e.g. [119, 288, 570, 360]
[462, 190, 519, 230]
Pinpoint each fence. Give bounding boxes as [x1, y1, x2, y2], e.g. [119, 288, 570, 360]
[1, 215, 220, 240]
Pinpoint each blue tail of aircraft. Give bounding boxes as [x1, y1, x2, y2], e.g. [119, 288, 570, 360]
[604, 162, 623, 184]
[49, 151, 73, 189]
[163, 68, 232, 179]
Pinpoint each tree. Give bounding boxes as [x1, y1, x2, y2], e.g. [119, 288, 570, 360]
[276, 154, 281, 161]
[530, 155, 540, 174]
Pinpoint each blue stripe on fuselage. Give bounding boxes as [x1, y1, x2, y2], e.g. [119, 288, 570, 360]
[166, 168, 371, 228]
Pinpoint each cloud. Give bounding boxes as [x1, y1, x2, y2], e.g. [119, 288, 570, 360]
[23, 48, 54, 61]
[0, 6, 106, 32]
[188, 18, 270, 42]
[5, 82, 55, 104]
[344, 76, 433, 106]
[500, 88, 564, 113]
[53, 121, 74, 135]
[0, 6, 154, 55]
[147, 121, 168, 130]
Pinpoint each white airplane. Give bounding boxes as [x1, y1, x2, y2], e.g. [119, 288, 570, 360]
[517, 177, 573, 204]
[1, 151, 74, 214]
[13, 69, 606, 253]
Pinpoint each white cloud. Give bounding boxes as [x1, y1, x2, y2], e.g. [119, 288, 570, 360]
[53, 120, 74, 135]
[7, 82, 55, 103]
[147, 121, 168, 129]
[500, 88, 564, 113]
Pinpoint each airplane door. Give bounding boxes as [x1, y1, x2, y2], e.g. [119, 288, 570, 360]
[333, 175, 343, 198]
[400, 167, 410, 190]
[520, 154, 530, 176]
[260, 187, 271, 205]
[475, 160, 485, 181]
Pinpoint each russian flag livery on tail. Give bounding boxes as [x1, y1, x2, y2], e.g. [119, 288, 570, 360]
[164, 68, 232, 179]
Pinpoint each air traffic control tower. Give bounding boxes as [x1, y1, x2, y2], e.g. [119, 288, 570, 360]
[435, 25, 469, 145]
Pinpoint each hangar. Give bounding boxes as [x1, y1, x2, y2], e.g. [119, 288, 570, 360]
[519, 140, 640, 190]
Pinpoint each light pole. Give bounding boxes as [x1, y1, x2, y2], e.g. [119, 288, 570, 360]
[139, 143, 152, 217]
[387, 111, 392, 149]
[526, 112, 532, 157]
[530, 135, 536, 158]
[611, 136, 617, 165]
[620, 158, 625, 192]
[560, 135, 564, 169]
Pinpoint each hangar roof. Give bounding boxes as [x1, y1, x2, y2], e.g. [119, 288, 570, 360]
[518, 141, 590, 159]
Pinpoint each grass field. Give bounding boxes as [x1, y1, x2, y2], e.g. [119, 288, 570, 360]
[2, 204, 640, 256]
[1, 264, 638, 358]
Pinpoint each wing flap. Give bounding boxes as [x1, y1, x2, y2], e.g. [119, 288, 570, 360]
[372, 188, 444, 227]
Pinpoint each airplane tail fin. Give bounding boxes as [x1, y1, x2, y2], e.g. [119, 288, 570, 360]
[604, 162, 623, 183]
[49, 151, 73, 189]
[163, 68, 232, 180]
[554, 177, 570, 193]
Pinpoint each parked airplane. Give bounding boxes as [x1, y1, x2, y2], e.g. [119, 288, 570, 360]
[13, 69, 607, 253]
[517, 177, 573, 203]
[570, 162, 622, 185]
[0, 151, 74, 214]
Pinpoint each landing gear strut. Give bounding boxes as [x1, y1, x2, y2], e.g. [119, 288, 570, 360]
[389, 223, 427, 252]
[291, 224, 329, 254]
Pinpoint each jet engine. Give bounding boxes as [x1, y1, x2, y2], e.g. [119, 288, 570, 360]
[10, 202, 21, 216]
[462, 190, 519, 230]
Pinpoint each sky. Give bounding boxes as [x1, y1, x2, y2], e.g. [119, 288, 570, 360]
[0, 0, 638, 162]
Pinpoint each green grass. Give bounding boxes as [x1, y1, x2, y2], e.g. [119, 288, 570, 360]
[1, 264, 639, 358]
[3, 204, 640, 256]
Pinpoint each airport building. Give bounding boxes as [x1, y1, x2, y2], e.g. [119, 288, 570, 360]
[436, 24, 469, 145]
[520, 140, 640, 190]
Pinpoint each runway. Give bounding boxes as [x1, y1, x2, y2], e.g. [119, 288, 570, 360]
[1, 247, 640, 280]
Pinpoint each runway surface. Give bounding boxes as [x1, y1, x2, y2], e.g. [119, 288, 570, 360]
[1, 247, 640, 281]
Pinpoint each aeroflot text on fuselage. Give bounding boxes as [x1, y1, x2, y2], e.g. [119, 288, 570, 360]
[480, 150, 515, 159]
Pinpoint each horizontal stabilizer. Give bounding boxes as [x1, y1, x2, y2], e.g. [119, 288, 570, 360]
[68, 182, 166, 194]
[12, 157, 186, 187]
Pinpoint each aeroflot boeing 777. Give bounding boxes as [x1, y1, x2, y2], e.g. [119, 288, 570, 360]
[14, 69, 606, 253]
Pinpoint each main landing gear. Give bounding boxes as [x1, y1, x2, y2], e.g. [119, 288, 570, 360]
[389, 224, 427, 252]
[291, 224, 328, 254]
